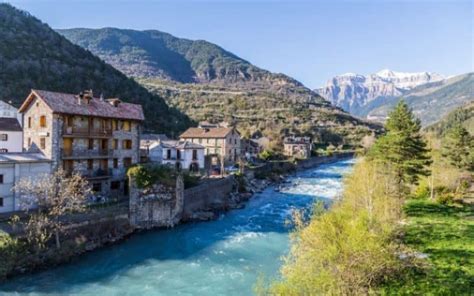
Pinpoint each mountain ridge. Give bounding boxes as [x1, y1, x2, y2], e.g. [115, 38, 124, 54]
[315, 69, 445, 116]
[0, 3, 192, 134]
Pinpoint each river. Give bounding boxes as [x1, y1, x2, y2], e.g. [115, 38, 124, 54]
[0, 158, 354, 296]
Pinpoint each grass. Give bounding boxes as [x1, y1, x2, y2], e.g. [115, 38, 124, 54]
[382, 199, 474, 295]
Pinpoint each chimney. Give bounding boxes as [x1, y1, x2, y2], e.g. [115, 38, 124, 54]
[100, 93, 104, 101]
[83, 89, 93, 104]
[78, 92, 84, 105]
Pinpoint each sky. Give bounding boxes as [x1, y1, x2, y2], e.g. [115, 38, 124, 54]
[7, 0, 473, 88]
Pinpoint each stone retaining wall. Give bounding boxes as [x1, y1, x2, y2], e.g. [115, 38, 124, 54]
[183, 176, 236, 219]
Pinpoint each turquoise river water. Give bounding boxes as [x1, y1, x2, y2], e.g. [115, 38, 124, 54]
[0, 159, 354, 296]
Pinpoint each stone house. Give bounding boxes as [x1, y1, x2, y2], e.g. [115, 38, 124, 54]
[180, 126, 241, 165]
[0, 118, 23, 153]
[283, 136, 312, 159]
[0, 153, 51, 213]
[18, 89, 145, 197]
[241, 139, 262, 161]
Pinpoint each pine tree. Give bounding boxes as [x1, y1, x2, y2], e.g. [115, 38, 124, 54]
[369, 100, 432, 190]
[442, 124, 473, 171]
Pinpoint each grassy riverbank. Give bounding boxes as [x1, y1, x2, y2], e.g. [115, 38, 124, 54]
[382, 199, 474, 294]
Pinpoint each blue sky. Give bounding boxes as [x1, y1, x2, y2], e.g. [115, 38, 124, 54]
[7, 0, 473, 88]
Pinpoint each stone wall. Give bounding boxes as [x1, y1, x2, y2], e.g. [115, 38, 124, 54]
[182, 176, 235, 218]
[129, 175, 184, 229]
[295, 152, 355, 170]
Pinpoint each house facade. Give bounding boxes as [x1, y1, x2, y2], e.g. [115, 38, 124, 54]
[283, 136, 312, 159]
[180, 126, 241, 164]
[19, 89, 144, 197]
[0, 118, 23, 153]
[0, 100, 22, 125]
[0, 153, 51, 213]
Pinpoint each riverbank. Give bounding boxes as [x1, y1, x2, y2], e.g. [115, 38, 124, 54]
[0, 154, 353, 281]
[0, 159, 355, 295]
[381, 199, 474, 294]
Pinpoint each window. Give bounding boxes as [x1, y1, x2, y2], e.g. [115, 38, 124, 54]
[176, 150, 181, 160]
[123, 157, 132, 167]
[123, 121, 131, 132]
[0, 149, 7, 153]
[198, 138, 202, 144]
[113, 158, 118, 169]
[27, 137, 31, 147]
[92, 183, 102, 193]
[123, 140, 132, 150]
[88, 139, 94, 150]
[40, 138, 46, 149]
[28, 117, 32, 128]
[0, 197, 3, 207]
[87, 159, 94, 170]
[0, 134, 7, 141]
[192, 149, 198, 160]
[110, 181, 120, 190]
[0, 174, 3, 184]
[112, 120, 118, 131]
[167, 149, 171, 159]
[113, 139, 118, 149]
[40, 115, 47, 128]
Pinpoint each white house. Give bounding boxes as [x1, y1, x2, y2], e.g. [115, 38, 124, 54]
[0, 100, 22, 125]
[0, 117, 23, 153]
[0, 153, 52, 213]
[141, 138, 205, 172]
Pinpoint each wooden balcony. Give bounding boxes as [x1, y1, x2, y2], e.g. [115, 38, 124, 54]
[63, 126, 113, 138]
[61, 149, 113, 159]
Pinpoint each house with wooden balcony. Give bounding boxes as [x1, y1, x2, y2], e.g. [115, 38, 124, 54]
[19, 89, 145, 197]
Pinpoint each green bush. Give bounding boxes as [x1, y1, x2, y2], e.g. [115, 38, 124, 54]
[413, 181, 430, 199]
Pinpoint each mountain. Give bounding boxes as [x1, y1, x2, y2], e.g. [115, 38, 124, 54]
[0, 3, 192, 134]
[425, 101, 474, 136]
[315, 70, 444, 116]
[367, 73, 473, 126]
[59, 27, 380, 147]
[58, 28, 307, 88]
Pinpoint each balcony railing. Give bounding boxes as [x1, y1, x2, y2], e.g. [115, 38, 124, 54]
[63, 126, 113, 137]
[61, 149, 113, 158]
[81, 168, 112, 179]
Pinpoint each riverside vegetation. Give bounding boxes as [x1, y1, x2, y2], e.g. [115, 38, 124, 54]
[257, 100, 473, 295]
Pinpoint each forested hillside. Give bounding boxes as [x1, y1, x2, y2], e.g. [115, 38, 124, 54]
[425, 102, 474, 135]
[0, 4, 192, 134]
[59, 27, 380, 147]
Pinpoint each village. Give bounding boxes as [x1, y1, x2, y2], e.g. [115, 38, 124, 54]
[0, 89, 320, 218]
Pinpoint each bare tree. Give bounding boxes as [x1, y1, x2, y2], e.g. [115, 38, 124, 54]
[13, 169, 91, 250]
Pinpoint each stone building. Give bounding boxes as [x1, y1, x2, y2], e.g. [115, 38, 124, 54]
[283, 136, 312, 159]
[0, 117, 23, 153]
[0, 153, 51, 213]
[18, 89, 144, 197]
[180, 126, 241, 165]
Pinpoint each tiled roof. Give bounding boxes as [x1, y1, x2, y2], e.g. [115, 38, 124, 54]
[180, 127, 235, 139]
[0, 118, 22, 132]
[19, 90, 145, 121]
[0, 153, 51, 163]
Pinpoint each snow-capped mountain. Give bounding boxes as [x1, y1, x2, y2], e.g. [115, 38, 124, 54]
[315, 70, 444, 116]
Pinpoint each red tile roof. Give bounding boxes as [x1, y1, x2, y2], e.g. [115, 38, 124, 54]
[180, 127, 236, 139]
[19, 90, 145, 121]
[0, 118, 22, 131]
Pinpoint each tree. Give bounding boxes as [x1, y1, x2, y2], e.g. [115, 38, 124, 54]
[369, 100, 432, 193]
[13, 169, 91, 250]
[442, 124, 473, 171]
